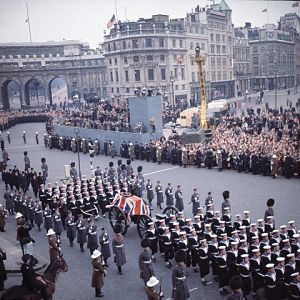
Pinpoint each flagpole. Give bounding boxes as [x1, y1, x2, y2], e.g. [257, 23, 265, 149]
[267, 0, 269, 24]
[26, 2, 32, 42]
[114, 0, 118, 21]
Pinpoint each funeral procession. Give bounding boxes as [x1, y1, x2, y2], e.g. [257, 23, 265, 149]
[0, 0, 300, 299]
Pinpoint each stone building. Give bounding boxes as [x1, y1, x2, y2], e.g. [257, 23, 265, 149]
[0, 40, 106, 110]
[248, 24, 295, 91]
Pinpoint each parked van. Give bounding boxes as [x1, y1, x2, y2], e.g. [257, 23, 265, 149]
[176, 107, 199, 127]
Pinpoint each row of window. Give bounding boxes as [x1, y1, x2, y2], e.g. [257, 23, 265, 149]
[210, 44, 227, 54]
[210, 57, 232, 68]
[109, 67, 186, 83]
[106, 38, 185, 52]
[252, 55, 294, 65]
[110, 84, 187, 95]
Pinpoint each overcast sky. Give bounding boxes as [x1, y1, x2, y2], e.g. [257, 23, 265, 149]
[0, 0, 297, 48]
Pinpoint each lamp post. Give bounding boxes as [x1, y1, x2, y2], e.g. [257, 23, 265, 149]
[74, 128, 82, 180]
[274, 63, 278, 110]
[170, 71, 175, 110]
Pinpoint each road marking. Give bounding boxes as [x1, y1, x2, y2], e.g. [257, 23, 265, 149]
[165, 287, 198, 300]
[6, 144, 41, 150]
[144, 166, 180, 176]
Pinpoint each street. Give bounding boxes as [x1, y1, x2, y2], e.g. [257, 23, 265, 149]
[1, 120, 299, 300]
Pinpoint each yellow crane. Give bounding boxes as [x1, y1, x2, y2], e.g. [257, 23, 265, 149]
[192, 46, 208, 129]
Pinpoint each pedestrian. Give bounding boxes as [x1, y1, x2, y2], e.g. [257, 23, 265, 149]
[2, 148, 9, 168]
[43, 203, 53, 232]
[139, 238, 155, 286]
[23, 131, 26, 143]
[165, 183, 174, 207]
[91, 249, 106, 298]
[155, 180, 164, 209]
[227, 275, 244, 300]
[47, 228, 60, 263]
[35, 132, 39, 144]
[52, 207, 63, 241]
[65, 211, 76, 247]
[146, 179, 154, 207]
[175, 185, 184, 212]
[0, 247, 7, 292]
[145, 276, 161, 300]
[190, 188, 200, 216]
[172, 249, 190, 300]
[99, 227, 111, 266]
[87, 217, 98, 255]
[112, 224, 126, 275]
[24, 151, 30, 171]
[76, 214, 87, 252]
[34, 200, 43, 231]
[6, 132, 10, 144]
[221, 190, 231, 216]
[0, 205, 7, 232]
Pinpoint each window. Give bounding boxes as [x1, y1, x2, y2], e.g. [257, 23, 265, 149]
[125, 70, 129, 82]
[269, 56, 274, 63]
[222, 45, 226, 54]
[175, 85, 179, 91]
[190, 42, 194, 50]
[145, 38, 152, 48]
[107, 44, 111, 52]
[114, 58, 117, 64]
[173, 55, 177, 61]
[223, 58, 226, 67]
[123, 41, 126, 49]
[160, 55, 165, 62]
[124, 57, 128, 64]
[253, 57, 258, 65]
[160, 68, 166, 80]
[134, 70, 140, 81]
[115, 70, 119, 82]
[147, 55, 153, 62]
[201, 43, 205, 50]
[126, 87, 130, 93]
[116, 87, 119, 93]
[110, 71, 113, 82]
[217, 57, 221, 66]
[216, 34, 220, 43]
[148, 69, 154, 80]
[210, 45, 215, 53]
[217, 71, 221, 81]
[109, 59, 112, 65]
[191, 72, 195, 82]
[132, 39, 138, 49]
[217, 45, 220, 54]
[223, 71, 227, 80]
[133, 55, 139, 62]
[159, 38, 164, 47]
[212, 71, 216, 81]
[222, 35, 225, 43]
[179, 40, 183, 48]
[211, 57, 215, 68]
[253, 46, 258, 53]
[172, 39, 176, 48]
[174, 68, 178, 79]
[113, 43, 116, 51]
[181, 68, 185, 80]
[182, 84, 186, 90]
[210, 33, 214, 42]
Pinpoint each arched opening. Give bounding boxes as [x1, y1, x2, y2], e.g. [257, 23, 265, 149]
[49, 78, 68, 106]
[1, 80, 22, 110]
[24, 78, 46, 107]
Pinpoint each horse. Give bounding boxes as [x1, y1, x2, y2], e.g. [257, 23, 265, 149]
[1, 253, 68, 300]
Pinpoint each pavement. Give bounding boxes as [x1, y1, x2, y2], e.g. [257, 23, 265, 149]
[0, 93, 299, 299]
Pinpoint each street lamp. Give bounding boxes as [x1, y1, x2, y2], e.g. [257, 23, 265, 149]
[170, 71, 175, 109]
[274, 63, 278, 110]
[74, 128, 82, 180]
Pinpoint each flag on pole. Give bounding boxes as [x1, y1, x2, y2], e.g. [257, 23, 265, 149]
[262, 8, 267, 12]
[107, 14, 116, 29]
[292, 2, 299, 7]
[25, 18, 29, 23]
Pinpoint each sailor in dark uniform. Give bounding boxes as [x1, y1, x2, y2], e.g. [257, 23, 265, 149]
[288, 272, 300, 299]
[162, 227, 174, 269]
[250, 248, 262, 297]
[271, 243, 281, 264]
[292, 234, 300, 255]
[238, 254, 251, 298]
[218, 246, 229, 295]
[233, 214, 242, 231]
[205, 204, 214, 224]
[188, 228, 199, 272]
[285, 253, 297, 284]
[261, 245, 272, 275]
[146, 222, 158, 262]
[264, 263, 278, 300]
[208, 234, 219, 282]
[198, 239, 210, 285]
[171, 221, 181, 253]
[275, 257, 287, 299]
[265, 216, 275, 234]
[178, 231, 190, 268]
[287, 221, 297, 239]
